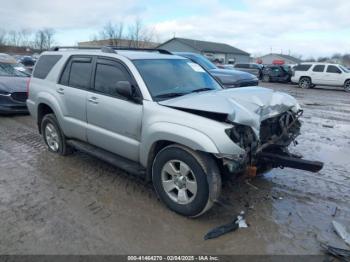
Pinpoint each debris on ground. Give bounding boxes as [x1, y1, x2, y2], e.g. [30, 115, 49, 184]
[204, 211, 248, 240]
[333, 221, 350, 246]
[320, 243, 350, 262]
[332, 206, 339, 217]
[322, 124, 334, 128]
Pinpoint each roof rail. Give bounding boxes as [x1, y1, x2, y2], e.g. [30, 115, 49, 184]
[105, 46, 172, 55]
[49, 46, 172, 55]
[50, 46, 117, 54]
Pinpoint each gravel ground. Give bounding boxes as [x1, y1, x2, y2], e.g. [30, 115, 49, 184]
[0, 82, 349, 255]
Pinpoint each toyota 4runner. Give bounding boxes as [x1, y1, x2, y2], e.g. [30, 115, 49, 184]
[27, 47, 323, 217]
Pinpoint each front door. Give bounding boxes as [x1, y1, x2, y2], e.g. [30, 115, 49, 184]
[86, 57, 143, 162]
[325, 65, 343, 86]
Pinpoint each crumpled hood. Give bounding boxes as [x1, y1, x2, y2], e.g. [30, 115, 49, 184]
[209, 68, 256, 84]
[159, 86, 301, 134]
[0, 76, 28, 93]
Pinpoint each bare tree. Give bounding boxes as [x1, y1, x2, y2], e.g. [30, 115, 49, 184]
[317, 56, 329, 62]
[34, 28, 56, 52]
[343, 54, 350, 66]
[7, 30, 22, 46]
[18, 29, 32, 47]
[0, 29, 7, 46]
[100, 21, 124, 46]
[127, 18, 156, 48]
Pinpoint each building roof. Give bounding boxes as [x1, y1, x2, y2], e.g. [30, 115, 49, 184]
[158, 37, 250, 56]
[261, 53, 302, 64]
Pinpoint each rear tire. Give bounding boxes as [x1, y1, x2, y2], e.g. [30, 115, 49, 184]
[152, 144, 221, 217]
[299, 77, 311, 89]
[262, 74, 270, 82]
[344, 80, 350, 92]
[41, 114, 72, 156]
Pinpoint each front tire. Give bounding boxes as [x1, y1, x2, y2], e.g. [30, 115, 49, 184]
[299, 77, 311, 89]
[41, 114, 72, 156]
[152, 144, 221, 217]
[344, 80, 350, 92]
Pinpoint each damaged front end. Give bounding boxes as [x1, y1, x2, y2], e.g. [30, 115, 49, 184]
[223, 109, 323, 175]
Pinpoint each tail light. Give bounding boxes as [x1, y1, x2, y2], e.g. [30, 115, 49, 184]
[26, 78, 31, 98]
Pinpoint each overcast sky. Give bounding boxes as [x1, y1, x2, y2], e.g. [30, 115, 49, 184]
[1, 0, 349, 58]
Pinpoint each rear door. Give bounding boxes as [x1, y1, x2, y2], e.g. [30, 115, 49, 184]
[310, 64, 326, 85]
[86, 57, 143, 161]
[56, 55, 93, 140]
[325, 65, 343, 86]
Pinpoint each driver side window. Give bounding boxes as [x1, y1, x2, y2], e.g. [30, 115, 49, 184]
[94, 59, 132, 98]
[327, 65, 341, 74]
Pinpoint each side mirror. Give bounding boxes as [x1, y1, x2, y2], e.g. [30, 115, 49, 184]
[116, 81, 133, 98]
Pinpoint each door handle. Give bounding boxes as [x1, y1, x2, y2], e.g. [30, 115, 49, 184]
[56, 87, 64, 94]
[88, 97, 99, 104]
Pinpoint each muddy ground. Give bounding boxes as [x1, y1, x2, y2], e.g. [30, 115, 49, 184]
[0, 83, 349, 255]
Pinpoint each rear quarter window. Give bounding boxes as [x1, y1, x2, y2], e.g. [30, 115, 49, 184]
[33, 55, 62, 79]
[294, 64, 312, 71]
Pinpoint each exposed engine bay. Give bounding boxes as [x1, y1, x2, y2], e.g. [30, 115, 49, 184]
[225, 109, 323, 174]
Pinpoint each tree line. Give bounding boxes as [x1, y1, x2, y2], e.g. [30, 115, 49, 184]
[304, 53, 350, 65]
[90, 19, 159, 48]
[0, 28, 56, 52]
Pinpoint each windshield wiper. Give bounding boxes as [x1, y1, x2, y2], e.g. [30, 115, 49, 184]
[188, 87, 214, 93]
[154, 92, 188, 99]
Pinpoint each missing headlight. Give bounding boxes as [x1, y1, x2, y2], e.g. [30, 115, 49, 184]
[225, 124, 257, 151]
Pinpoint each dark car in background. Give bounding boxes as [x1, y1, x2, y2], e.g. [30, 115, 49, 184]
[174, 52, 259, 88]
[18, 56, 36, 72]
[233, 63, 263, 79]
[262, 65, 292, 83]
[0, 62, 30, 114]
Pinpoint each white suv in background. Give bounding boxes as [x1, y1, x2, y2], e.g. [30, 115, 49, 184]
[291, 63, 350, 92]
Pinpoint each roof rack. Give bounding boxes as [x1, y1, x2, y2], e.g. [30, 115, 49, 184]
[107, 47, 172, 55]
[50, 46, 172, 55]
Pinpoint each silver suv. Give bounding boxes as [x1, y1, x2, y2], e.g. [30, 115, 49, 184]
[27, 47, 323, 217]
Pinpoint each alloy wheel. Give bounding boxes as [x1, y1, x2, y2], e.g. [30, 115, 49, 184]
[45, 123, 60, 152]
[161, 160, 197, 205]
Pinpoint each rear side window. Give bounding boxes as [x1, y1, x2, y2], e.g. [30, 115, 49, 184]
[33, 55, 62, 79]
[294, 64, 312, 71]
[326, 65, 341, 73]
[312, 65, 325, 72]
[59, 56, 92, 89]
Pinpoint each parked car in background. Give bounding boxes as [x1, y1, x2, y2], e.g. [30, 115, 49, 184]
[0, 53, 31, 74]
[18, 56, 36, 72]
[262, 65, 292, 83]
[0, 62, 30, 114]
[233, 63, 263, 79]
[175, 52, 259, 88]
[291, 63, 350, 92]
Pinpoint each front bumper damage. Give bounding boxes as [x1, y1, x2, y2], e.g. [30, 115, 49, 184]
[222, 109, 324, 175]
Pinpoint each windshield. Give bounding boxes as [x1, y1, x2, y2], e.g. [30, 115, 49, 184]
[0, 63, 29, 77]
[133, 59, 222, 101]
[339, 65, 350, 73]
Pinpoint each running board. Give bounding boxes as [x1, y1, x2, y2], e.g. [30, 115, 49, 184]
[67, 140, 146, 177]
[258, 152, 324, 173]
